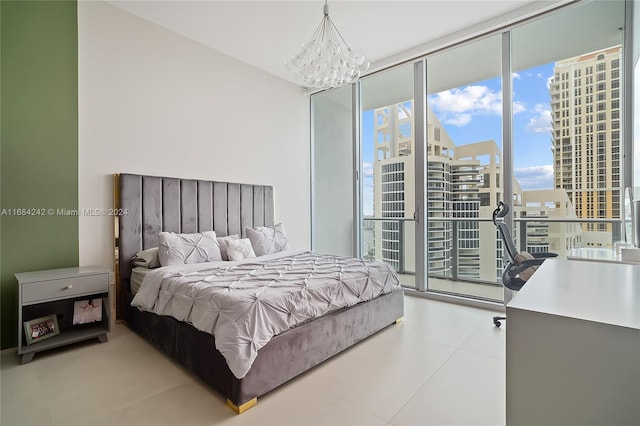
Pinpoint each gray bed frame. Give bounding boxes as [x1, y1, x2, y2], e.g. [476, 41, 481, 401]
[116, 173, 404, 413]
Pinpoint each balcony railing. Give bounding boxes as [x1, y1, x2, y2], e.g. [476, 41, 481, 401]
[364, 216, 500, 283]
[363, 215, 628, 299]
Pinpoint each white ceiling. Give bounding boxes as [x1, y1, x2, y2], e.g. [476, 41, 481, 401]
[107, 0, 568, 87]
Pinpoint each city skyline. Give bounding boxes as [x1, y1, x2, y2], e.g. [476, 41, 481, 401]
[362, 62, 556, 216]
[364, 43, 622, 298]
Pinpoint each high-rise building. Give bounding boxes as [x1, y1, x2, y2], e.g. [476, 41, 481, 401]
[372, 101, 581, 284]
[519, 189, 582, 257]
[373, 102, 415, 272]
[550, 45, 622, 247]
[374, 101, 500, 280]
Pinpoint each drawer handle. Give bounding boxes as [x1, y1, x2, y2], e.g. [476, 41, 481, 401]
[65, 285, 73, 290]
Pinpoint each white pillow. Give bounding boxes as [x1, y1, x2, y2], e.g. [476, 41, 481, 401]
[217, 234, 240, 261]
[132, 247, 160, 269]
[158, 231, 222, 266]
[226, 238, 256, 261]
[245, 223, 289, 256]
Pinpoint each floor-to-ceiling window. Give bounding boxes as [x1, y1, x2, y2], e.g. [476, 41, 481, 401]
[425, 34, 504, 302]
[511, 0, 625, 255]
[360, 64, 416, 288]
[311, 0, 632, 306]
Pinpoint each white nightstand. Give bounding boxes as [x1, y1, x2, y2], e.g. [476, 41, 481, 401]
[16, 266, 111, 364]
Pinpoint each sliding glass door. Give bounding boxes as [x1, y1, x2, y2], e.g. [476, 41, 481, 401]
[425, 34, 504, 302]
[360, 64, 416, 288]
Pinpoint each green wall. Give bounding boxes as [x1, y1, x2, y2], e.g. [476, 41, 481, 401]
[1, 1, 78, 349]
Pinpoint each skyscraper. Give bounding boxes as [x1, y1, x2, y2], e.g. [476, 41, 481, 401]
[373, 102, 415, 272]
[372, 100, 581, 287]
[550, 45, 622, 247]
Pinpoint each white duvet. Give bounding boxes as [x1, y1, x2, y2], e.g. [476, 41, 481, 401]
[131, 249, 401, 379]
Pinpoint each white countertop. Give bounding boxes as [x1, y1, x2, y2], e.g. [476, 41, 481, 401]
[568, 247, 640, 264]
[508, 259, 640, 330]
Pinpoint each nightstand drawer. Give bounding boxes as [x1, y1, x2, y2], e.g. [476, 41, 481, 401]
[22, 273, 108, 304]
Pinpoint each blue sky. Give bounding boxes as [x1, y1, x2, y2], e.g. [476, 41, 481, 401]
[362, 63, 555, 216]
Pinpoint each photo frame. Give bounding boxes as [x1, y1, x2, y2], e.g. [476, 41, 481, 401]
[73, 298, 103, 325]
[24, 315, 59, 345]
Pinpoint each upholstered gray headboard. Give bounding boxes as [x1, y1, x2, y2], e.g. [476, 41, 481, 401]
[117, 173, 274, 285]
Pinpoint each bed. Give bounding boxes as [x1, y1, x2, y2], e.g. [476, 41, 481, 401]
[116, 173, 404, 413]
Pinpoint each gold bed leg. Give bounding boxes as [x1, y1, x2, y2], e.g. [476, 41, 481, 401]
[226, 397, 257, 414]
[395, 317, 404, 324]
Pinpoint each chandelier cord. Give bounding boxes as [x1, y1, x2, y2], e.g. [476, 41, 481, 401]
[323, 3, 352, 53]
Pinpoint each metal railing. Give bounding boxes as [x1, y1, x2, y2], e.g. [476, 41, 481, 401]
[363, 215, 627, 286]
[363, 217, 415, 274]
[363, 216, 498, 284]
[515, 217, 625, 253]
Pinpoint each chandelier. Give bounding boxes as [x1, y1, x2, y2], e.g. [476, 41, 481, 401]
[286, 1, 370, 89]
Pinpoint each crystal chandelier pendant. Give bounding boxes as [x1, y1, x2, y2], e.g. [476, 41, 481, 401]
[286, 1, 370, 89]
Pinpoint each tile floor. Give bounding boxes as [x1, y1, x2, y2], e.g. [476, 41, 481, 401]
[1, 296, 506, 426]
[398, 275, 504, 301]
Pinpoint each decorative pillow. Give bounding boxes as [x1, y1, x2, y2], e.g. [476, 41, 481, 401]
[226, 238, 256, 261]
[132, 247, 160, 269]
[245, 223, 289, 256]
[514, 251, 537, 281]
[217, 234, 240, 261]
[158, 231, 222, 266]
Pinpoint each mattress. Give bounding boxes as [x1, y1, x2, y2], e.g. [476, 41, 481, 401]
[131, 249, 401, 378]
[130, 267, 153, 294]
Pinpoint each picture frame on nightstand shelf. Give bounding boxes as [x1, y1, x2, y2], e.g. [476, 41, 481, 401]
[73, 298, 103, 325]
[24, 314, 59, 345]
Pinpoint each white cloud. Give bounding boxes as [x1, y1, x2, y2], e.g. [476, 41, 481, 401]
[515, 165, 554, 190]
[513, 101, 526, 114]
[546, 75, 554, 89]
[430, 85, 501, 113]
[362, 162, 374, 178]
[429, 84, 503, 127]
[429, 82, 544, 128]
[512, 72, 521, 80]
[524, 71, 549, 81]
[444, 114, 472, 127]
[533, 103, 548, 113]
[525, 104, 552, 133]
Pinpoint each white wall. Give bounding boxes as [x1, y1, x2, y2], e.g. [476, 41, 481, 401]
[78, 1, 310, 269]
